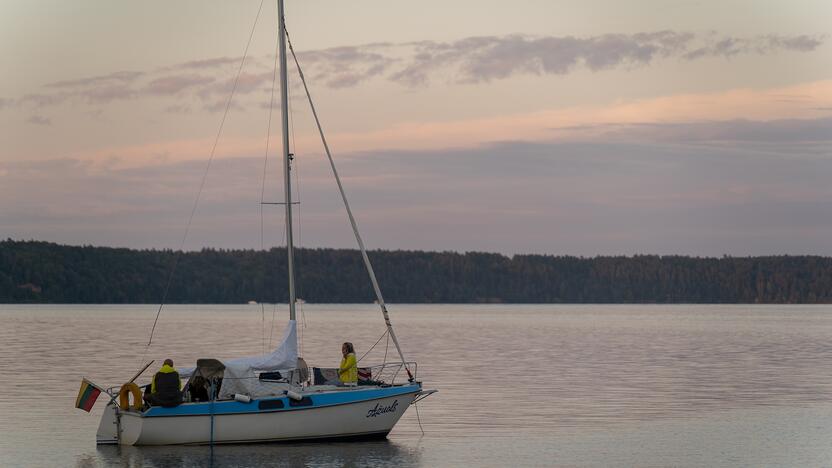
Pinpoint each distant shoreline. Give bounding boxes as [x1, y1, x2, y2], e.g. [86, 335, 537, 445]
[1, 303, 828, 307]
[3, 239, 831, 304]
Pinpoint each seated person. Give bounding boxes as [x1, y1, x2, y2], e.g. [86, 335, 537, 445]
[339, 342, 358, 386]
[188, 375, 210, 402]
[143, 358, 182, 407]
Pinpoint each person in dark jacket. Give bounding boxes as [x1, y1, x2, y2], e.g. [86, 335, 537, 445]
[188, 375, 210, 402]
[145, 358, 182, 407]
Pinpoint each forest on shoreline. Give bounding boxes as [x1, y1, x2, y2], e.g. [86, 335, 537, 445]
[2, 240, 831, 304]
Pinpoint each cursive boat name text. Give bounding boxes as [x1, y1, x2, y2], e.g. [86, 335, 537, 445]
[366, 400, 398, 418]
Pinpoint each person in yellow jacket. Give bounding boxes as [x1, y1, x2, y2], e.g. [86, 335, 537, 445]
[339, 342, 358, 386]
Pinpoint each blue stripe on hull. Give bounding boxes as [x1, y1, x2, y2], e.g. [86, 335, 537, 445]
[143, 384, 420, 418]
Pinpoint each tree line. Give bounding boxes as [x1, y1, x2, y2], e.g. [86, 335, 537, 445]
[2, 239, 832, 304]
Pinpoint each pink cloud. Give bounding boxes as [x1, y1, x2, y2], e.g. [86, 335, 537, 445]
[58, 79, 832, 171]
[305, 80, 832, 153]
[145, 75, 215, 96]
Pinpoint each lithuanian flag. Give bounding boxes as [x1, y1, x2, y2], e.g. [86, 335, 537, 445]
[75, 378, 104, 412]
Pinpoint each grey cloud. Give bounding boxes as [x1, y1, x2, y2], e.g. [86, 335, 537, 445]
[257, 83, 307, 109]
[46, 70, 144, 89]
[405, 32, 691, 84]
[679, 117, 832, 142]
[562, 117, 832, 144]
[196, 71, 275, 101]
[19, 85, 135, 107]
[81, 85, 137, 103]
[324, 72, 369, 89]
[9, 31, 825, 113]
[202, 99, 246, 113]
[175, 57, 240, 70]
[298, 46, 396, 88]
[26, 115, 52, 126]
[683, 33, 825, 59]
[0, 156, 287, 249]
[20, 92, 69, 108]
[5, 117, 832, 255]
[226, 71, 274, 95]
[393, 32, 823, 84]
[769, 34, 825, 51]
[390, 36, 499, 86]
[145, 74, 215, 96]
[0, 98, 11, 109]
[163, 104, 193, 114]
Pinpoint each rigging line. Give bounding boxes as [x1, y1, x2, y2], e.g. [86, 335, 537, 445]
[414, 402, 425, 436]
[270, 172, 291, 349]
[286, 28, 412, 378]
[293, 145, 308, 341]
[357, 329, 389, 363]
[266, 204, 289, 350]
[287, 60, 308, 351]
[287, 72, 301, 355]
[143, 0, 267, 352]
[268, 302, 277, 347]
[260, 7, 281, 355]
[383, 329, 390, 364]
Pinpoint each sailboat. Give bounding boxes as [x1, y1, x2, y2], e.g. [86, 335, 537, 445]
[88, 0, 435, 445]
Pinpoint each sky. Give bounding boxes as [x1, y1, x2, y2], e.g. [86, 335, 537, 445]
[2, 0, 831, 256]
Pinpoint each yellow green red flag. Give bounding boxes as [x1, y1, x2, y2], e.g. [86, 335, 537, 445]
[75, 378, 104, 412]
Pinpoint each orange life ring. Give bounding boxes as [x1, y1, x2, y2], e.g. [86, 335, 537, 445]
[118, 382, 143, 411]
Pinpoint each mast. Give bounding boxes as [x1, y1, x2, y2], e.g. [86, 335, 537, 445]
[278, 0, 296, 321]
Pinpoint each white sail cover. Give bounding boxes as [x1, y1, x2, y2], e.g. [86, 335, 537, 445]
[218, 319, 298, 398]
[223, 319, 298, 372]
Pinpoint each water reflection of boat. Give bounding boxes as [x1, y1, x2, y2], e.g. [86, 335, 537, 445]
[94, 439, 418, 466]
[86, 0, 435, 445]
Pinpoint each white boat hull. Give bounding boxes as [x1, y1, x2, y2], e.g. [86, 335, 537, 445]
[100, 385, 422, 446]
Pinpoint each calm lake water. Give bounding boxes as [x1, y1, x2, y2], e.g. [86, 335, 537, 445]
[2, 304, 832, 467]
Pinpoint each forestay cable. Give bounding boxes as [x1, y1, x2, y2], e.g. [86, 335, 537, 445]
[286, 28, 413, 380]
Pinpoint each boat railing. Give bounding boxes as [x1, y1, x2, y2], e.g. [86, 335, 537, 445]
[308, 361, 418, 386]
[102, 361, 419, 407]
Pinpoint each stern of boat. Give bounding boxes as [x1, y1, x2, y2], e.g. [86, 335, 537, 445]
[96, 401, 147, 445]
[96, 402, 119, 445]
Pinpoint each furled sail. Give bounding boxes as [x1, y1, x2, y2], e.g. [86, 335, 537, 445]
[180, 320, 298, 398]
[222, 319, 298, 372]
[218, 319, 297, 397]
